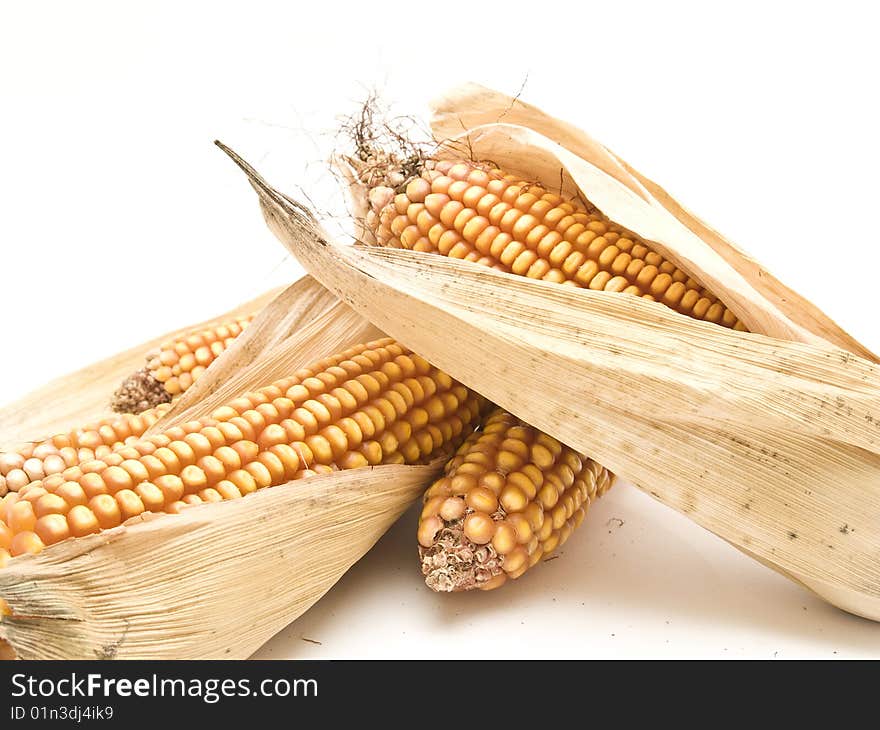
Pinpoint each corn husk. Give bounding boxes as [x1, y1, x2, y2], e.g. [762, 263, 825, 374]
[0, 275, 440, 659]
[220, 89, 880, 621]
[429, 84, 875, 360]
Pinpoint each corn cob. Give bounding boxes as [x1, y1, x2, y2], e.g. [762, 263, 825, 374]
[110, 315, 254, 413]
[357, 155, 747, 589]
[418, 407, 612, 591]
[0, 405, 173, 497]
[0, 337, 484, 565]
[366, 159, 746, 331]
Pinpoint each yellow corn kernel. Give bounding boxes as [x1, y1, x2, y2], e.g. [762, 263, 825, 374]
[0, 404, 173, 493]
[370, 160, 746, 332]
[419, 408, 613, 591]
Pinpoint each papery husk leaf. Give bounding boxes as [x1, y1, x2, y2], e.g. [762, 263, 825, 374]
[430, 83, 875, 360]
[223, 145, 880, 621]
[1, 270, 431, 659]
[0, 287, 282, 450]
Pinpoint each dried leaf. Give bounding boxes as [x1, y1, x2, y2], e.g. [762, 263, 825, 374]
[0, 267, 429, 659]
[220, 128, 880, 621]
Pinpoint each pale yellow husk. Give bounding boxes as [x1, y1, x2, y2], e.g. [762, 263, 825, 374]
[0, 275, 438, 659]
[429, 84, 874, 360]
[219, 89, 880, 621]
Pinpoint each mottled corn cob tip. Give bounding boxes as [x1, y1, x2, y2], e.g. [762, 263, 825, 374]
[0, 337, 484, 563]
[110, 315, 254, 413]
[418, 408, 613, 592]
[110, 367, 173, 414]
[360, 158, 747, 331]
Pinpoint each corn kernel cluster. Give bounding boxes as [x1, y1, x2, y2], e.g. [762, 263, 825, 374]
[418, 408, 612, 591]
[3, 315, 257, 496]
[0, 338, 483, 563]
[147, 315, 253, 397]
[0, 405, 172, 497]
[368, 160, 745, 330]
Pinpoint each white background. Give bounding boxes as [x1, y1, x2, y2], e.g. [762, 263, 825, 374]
[2, 1, 879, 658]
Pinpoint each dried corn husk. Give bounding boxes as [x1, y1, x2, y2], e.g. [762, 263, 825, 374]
[0, 275, 438, 659]
[429, 84, 875, 359]
[218, 90, 880, 621]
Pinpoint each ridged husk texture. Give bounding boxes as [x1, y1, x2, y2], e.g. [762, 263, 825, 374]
[221, 85, 880, 621]
[0, 276, 443, 659]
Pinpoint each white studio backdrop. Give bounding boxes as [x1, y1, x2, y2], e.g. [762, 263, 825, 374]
[1, 0, 878, 658]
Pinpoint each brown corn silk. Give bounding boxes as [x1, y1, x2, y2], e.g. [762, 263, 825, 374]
[221, 86, 880, 621]
[419, 407, 612, 591]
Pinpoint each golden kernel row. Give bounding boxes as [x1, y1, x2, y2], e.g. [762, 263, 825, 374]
[148, 315, 254, 397]
[419, 408, 613, 590]
[0, 338, 483, 558]
[0, 404, 173, 496]
[371, 159, 745, 331]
